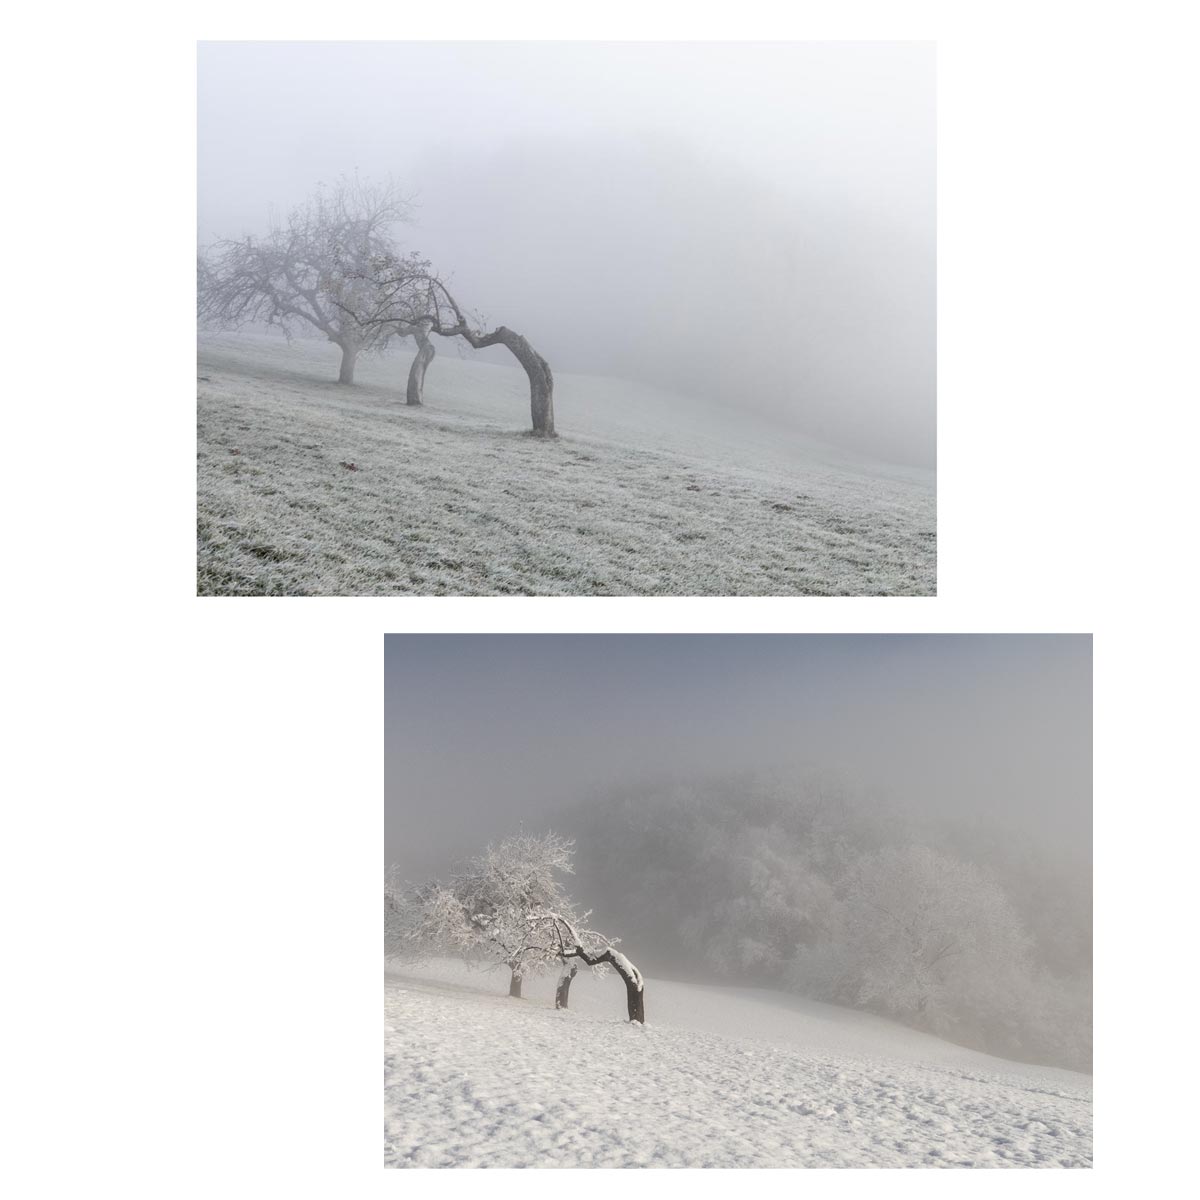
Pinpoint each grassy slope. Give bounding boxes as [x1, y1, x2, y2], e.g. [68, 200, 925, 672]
[198, 332, 935, 596]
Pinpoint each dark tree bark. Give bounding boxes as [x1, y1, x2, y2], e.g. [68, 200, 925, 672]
[406, 330, 435, 406]
[336, 339, 359, 384]
[565, 947, 645, 1024]
[508, 968, 523, 999]
[624, 973, 646, 1024]
[443, 324, 554, 436]
[499, 329, 555, 437]
[555, 966, 578, 1010]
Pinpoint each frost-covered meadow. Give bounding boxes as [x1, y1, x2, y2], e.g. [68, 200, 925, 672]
[385, 958, 1091, 1169]
[197, 332, 935, 596]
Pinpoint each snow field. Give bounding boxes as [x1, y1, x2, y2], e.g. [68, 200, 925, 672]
[384, 960, 1090, 1168]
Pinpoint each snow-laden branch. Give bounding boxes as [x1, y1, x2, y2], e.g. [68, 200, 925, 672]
[387, 834, 643, 1021]
[529, 910, 645, 1023]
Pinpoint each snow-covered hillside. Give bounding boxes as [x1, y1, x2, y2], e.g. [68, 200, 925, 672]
[198, 332, 935, 595]
[384, 959, 1091, 1168]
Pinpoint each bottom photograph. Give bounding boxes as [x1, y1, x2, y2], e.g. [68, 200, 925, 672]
[383, 634, 1093, 1169]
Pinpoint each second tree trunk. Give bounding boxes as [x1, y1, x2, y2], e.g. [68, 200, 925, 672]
[337, 340, 359, 384]
[555, 966, 577, 1010]
[406, 333, 435, 406]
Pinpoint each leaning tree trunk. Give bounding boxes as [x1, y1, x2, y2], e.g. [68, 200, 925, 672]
[566, 947, 645, 1023]
[555, 966, 578, 1010]
[503, 331, 555, 438]
[446, 323, 556, 437]
[406, 330, 435, 406]
[624, 974, 646, 1024]
[508, 967, 523, 999]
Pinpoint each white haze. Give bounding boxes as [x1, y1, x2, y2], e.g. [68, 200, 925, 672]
[199, 42, 935, 466]
[384, 634, 1090, 878]
[384, 635, 1091, 1070]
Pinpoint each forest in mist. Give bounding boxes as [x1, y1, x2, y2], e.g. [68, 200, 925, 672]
[568, 769, 1091, 1071]
[390, 767, 1090, 1071]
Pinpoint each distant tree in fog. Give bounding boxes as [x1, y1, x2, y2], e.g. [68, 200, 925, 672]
[575, 777, 855, 983]
[198, 177, 417, 385]
[573, 775, 1090, 1068]
[384, 872, 472, 960]
[798, 845, 1031, 1039]
[679, 827, 836, 980]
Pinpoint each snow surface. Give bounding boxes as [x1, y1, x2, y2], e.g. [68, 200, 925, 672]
[198, 332, 935, 595]
[384, 959, 1091, 1168]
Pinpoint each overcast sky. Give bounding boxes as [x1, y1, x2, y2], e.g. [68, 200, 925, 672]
[384, 635, 1091, 878]
[199, 41, 935, 466]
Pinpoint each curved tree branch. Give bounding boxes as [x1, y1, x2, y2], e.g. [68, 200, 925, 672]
[348, 270, 557, 436]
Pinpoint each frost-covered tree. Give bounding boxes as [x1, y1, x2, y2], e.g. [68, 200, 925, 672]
[452, 832, 581, 997]
[575, 777, 849, 983]
[458, 835, 647, 1020]
[384, 872, 473, 962]
[530, 910, 646, 1024]
[678, 828, 835, 980]
[385, 833, 646, 1022]
[572, 772, 1088, 1066]
[198, 177, 422, 385]
[797, 845, 1032, 1039]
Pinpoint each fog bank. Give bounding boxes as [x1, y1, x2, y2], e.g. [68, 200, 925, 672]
[199, 42, 935, 466]
[384, 634, 1090, 878]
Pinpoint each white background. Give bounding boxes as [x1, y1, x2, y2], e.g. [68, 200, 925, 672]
[4, 0, 1197, 1193]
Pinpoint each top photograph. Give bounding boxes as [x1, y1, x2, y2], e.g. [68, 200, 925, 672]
[197, 41, 935, 597]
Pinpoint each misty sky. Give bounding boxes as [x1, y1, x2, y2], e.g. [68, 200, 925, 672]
[384, 635, 1091, 879]
[199, 42, 935, 466]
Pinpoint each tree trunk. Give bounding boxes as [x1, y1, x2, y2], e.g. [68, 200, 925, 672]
[508, 968, 522, 999]
[504, 331, 555, 437]
[337, 340, 359, 384]
[564, 946, 644, 1024]
[555, 966, 578, 1010]
[624, 975, 645, 1024]
[406, 332, 435, 406]
[423, 312, 556, 436]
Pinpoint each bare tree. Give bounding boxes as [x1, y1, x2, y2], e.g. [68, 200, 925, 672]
[393, 319, 436, 407]
[198, 176, 418, 385]
[354, 261, 556, 436]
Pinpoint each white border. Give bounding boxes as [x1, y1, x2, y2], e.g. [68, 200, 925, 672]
[9, 0, 1198, 1191]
